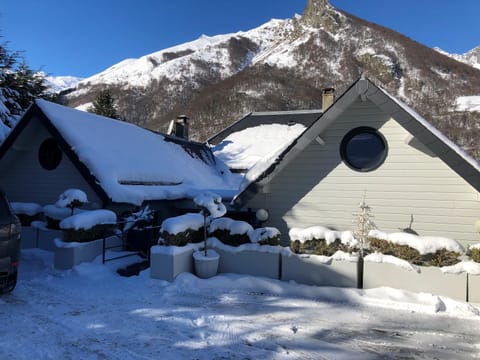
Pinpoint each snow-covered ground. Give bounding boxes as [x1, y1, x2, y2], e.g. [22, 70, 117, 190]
[2, 249, 480, 359]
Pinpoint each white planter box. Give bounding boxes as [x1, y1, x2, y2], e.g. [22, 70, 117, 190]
[38, 228, 64, 251]
[212, 243, 282, 279]
[150, 245, 197, 281]
[20, 227, 38, 249]
[54, 236, 121, 270]
[363, 261, 468, 301]
[281, 252, 359, 287]
[468, 274, 480, 304]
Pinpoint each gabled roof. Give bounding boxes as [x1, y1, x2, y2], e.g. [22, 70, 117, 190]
[208, 110, 322, 193]
[0, 100, 237, 206]
[207, 109, 322, 146]
[233, 77, 480, 206]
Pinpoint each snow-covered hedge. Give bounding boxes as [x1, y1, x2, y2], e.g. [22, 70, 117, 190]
[288, 226, 358, 256]
[209, 217, 280, 246]
[60, 210, 117, 243]
[11, 202, 43, 225]
[159, 213, 204, 246]
[209, 217, 253, 246]
[368, 230, 465, 267]
[43, 204, 85, 229]
[469, 243, 480, 263]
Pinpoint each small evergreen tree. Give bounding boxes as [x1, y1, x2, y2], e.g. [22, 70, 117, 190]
[353, 194, 376, 258]
[88, 89, 120, 119]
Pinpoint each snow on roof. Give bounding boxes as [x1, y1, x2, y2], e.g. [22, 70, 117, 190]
[212, 123, 306, 170]
[35, 99, 236, 205]
[212, 123, 306, 192]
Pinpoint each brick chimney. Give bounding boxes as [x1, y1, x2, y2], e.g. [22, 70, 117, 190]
[322, 88, 335, 111]
[174, 115, 189, 140]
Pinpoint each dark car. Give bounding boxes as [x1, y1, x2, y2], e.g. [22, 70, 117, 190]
[0, 190, 21, 293]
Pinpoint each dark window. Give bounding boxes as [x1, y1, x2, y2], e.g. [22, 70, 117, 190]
[38, 138, 62, 170]
[340, 127, 387, 172]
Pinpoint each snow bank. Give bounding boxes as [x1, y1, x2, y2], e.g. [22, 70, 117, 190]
[441, 261, 480, 275]
[368, 230, 465, 255]
[281, 247, 358, 263]
[151, 243, 202, 256]
[364, 252, 419, 272]
[55, 189, 88, 208]
[10, 202, 43, 216]
[160, 213, 204, 235]
[208, 237, 283, 254]
[289, 226, 358, 248]
[59, 210, 117, 230]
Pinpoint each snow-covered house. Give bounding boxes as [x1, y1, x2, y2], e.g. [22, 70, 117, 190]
[0, 100, 237, 216]
[211, 77, 480, 248]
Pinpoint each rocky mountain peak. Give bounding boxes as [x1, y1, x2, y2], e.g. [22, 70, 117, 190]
[301, 0, 343, 31]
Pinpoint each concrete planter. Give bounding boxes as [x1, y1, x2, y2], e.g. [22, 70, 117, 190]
[281, 251, 359, 287]
[468, 274, 480, 304]
[150, 245, 196, 281]
[193, 249, 220, 279]
[20, 227, 38, 249]
[363, 261, 468, 301]
[54, 236, 121, 270]
[20, 225, 63, 250]
[212, 243, 282, 279]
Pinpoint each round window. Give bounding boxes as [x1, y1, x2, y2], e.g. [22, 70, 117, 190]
[38, 138, 62, 170]
[340, 127, 387, 172]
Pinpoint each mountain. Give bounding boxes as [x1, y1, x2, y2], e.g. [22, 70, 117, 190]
[44, 75, 83, 93]
[434, 47, 480, 70]
[62, 0, 480, 160]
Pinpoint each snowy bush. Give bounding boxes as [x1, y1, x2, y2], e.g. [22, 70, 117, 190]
[11, 202, 43, 226]
[367, 230, 464, 267]
[159, 213, 204, 246]
[193, 192, 226, 218]
[249, 227, 281, 246]
[209, 217, 253, 246]
[60, 210, 117, 243]
[469, 244, 480, 263]
[122, 206, 154, 232]
[289, 226, 358, 256]
[56, 189, 88, 215]
[43, 204, 85, 229]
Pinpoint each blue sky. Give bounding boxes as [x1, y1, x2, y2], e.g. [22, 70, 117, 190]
[1, 0, 479, 78]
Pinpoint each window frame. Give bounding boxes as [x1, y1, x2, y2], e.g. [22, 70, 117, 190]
[339, 126, 388, 172]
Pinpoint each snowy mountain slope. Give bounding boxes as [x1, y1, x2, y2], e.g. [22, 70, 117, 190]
[63, 0, 480, 160]
[44, 75, 83, 92]
[435, 46, 480, 70]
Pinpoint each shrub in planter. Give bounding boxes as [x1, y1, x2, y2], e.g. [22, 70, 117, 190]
[159, 213, 204, 246]
[209, 217, 252, 246]
[469, 244, 480, 263]
[368, 237, 422, 264]
[60, 210, 117, 243]
[62, 224, 115, 243]
[367, 230, 464, 267]
[11, 202, 43, 226]
[289, 226, 358, 256]
[249, 227, 281, 246]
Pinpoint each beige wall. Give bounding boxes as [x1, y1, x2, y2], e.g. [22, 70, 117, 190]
[0, 116, 102, 207]
[248, 98, 480, 248]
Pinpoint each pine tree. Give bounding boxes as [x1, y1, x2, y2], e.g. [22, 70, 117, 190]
[353, 194, 376, 258]
[88, 89, 120, 119]
[0, 40, 49, 142]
